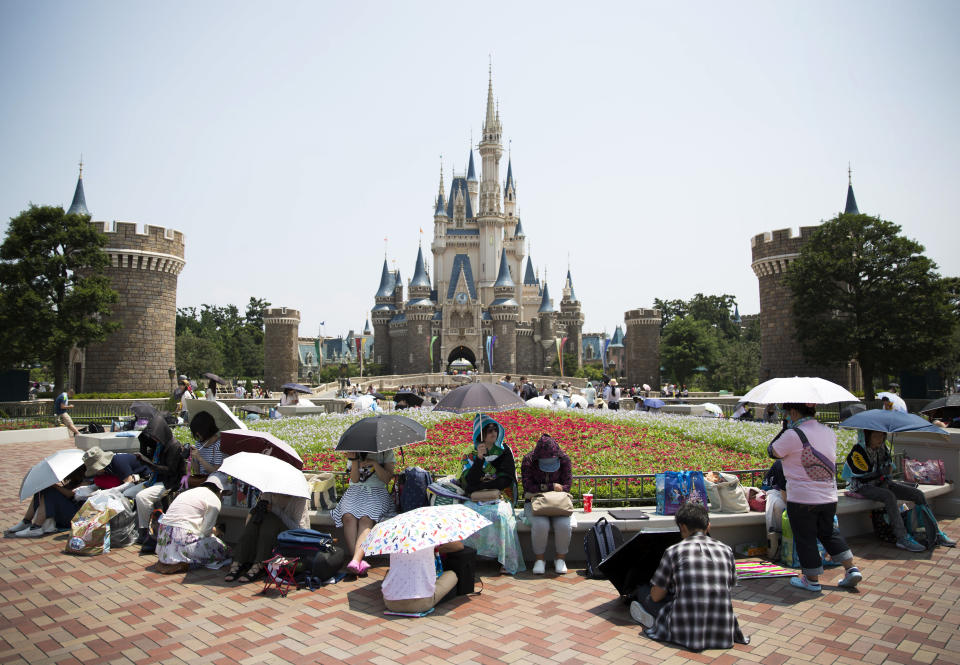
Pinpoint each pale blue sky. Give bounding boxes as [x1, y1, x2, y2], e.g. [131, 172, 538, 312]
[2, 1, 958, 339]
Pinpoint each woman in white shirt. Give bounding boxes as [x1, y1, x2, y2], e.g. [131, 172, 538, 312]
[156, 473, 230, 573]
[603, 380, 621, 410]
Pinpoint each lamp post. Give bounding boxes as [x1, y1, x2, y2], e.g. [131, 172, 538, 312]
[168, 367, 176, 394]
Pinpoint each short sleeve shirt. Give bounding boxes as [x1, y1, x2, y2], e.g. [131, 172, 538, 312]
[770, 420, 838, 505]
[55, 393, 68, 415]
[348, 450, 396, 489]
[381, 548, 437, 601]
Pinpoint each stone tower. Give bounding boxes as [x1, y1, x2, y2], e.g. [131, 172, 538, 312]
[750, 174, 862, 387]
[263, 307, 300, 390]
[489, 248, 519, 373]
[82, 220, 185, 393]
[538, 283, 557, 373]
[371, 259, 396, 368]
[624, 308, 662, 388]
[559, 269, 584, 371]
[405, 246, 435, 373]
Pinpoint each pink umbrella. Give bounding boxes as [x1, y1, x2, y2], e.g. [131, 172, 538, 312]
[219, 429, 304, 470]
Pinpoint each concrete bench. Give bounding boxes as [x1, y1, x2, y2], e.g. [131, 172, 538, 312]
[217, 483, 953, 565]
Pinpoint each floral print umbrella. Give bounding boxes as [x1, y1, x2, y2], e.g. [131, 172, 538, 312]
[361, 504, 492, 555]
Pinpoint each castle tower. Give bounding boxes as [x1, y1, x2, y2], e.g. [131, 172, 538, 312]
[490, 248, 519, 373]
[537, 283, 557, 373]
[82, 220, 185, 393]
[503, 157, 516, 220]
[67, 160, 89, 216]
[559, 268, 584, 370]
[520, 254, 540, 322]
[624, 308, 661, 388]
[477, 68, 504, 298]
[263, 307, 301, 390]
[405, 246, 435, 373]
[466, 148, 479, 214]
[371, 258, 396, 368]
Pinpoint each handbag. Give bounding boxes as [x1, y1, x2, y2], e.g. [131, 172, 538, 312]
[530, 491, 574, 516]
[655, 471, 707, 515]
[903, 457, 946, 485]
[746, 487, 767, 512]
[306, 473, 338, 511]
[469, 489, 501, 502]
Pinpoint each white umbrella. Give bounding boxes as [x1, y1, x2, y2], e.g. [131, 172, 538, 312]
[702, 403, 724, 417]
[20, 449, 86, 501]
[186, 399, 247, 431]
[353, 394, 377, 412]
[568, 395, 588, 409]
[876, 392, 908, 413]
[741, 377, 860, 405]
[642, 384, 651, 392]
[219, 452, 310, 498]
[526, 396, 553, 408]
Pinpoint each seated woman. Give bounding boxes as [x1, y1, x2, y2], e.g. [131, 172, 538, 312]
[279, 388, 300, 406]
[520, 434, 573, 575]
[460, 414, 525, 574]
[225, 489, 311, 582]
[6, 465, 88, 538]
[82, 446, 150, 489]
[128, 416, 189, 546]
[630, 502, 749, 651]
[330, 450, 396, 576]
[843, 429, 955, 550]
[156, 473, 231, 573]
[381, 542, 462, 614]
[187, 411, 224, 486]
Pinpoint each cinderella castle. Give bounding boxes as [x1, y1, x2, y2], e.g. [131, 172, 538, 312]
[371, 72, 586, 375]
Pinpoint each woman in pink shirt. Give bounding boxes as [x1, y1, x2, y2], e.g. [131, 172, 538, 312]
[381, 542, 462, 614]
[768, 403, 863, 592]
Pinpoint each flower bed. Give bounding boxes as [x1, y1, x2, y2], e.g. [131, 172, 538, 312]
[0, 419, 58, 432]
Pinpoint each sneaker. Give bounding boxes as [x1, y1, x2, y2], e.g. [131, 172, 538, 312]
[41, 518, 57, 534]
[554, 559, 568, 575]
[789, 575, 822, 592]
[838, 567, 862, 589]
[532, 559, 546, 575]
[14, 525, 45, 538]
[897, 535, 926, 552]
[937, 533, 956, 548]
[4, 520, 30, 535]
[629, 600, 655, 628]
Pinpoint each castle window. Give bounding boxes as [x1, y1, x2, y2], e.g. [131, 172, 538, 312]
[586, 346, 594, 360]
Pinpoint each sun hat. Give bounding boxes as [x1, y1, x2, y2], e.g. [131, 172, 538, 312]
[82, 446, 115, 474]
[202, 472, 229, 492]
[609, 379, 618, 386]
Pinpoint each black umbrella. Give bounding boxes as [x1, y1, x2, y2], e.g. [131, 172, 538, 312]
[371, 392, 387, 400]
[433, 382, 527, 414]
[131, 402, 160, 421]
[394, 391, 424, 407]
[838, 402, 868, 421]
[203, 372, 226, 385]
[919, 394, 960, 414]
[335, 414, 427, 453]
[598, 530, 682, 597]
[281, 382, 313, 394]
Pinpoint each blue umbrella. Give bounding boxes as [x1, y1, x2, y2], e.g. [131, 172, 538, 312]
[839, 409, 947, 435]
[643, 398, 665, 409]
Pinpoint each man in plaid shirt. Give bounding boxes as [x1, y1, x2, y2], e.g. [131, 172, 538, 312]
[630, 502, 749, 651]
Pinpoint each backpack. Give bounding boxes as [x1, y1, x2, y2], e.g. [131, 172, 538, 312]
[584, 517, 623, 579]
[395, 467, 433, 513]
[275, 529, 347, 589]
[87, 422, 105, 434]
[903, 505, 942, 550]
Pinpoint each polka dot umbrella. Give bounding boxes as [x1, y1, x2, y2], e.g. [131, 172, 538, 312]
[335, 414, 427, 453]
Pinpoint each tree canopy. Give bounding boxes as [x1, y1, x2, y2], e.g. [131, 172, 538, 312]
[785, 213, 955, 399]
[175, 297, 270, 380]
[0, 205, 118, 392]
[660, 317, 720, 388]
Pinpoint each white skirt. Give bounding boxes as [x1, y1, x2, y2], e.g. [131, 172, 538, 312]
[331, 483, 396, 527]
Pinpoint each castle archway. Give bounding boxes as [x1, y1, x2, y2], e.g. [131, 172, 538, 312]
[447, 346, 476, 371]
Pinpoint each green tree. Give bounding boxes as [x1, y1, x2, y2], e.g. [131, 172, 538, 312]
[785, 213, 954, 399]
[0, 205, 118, 392]
[660, 317, 719, 387]
[711, 337, 761, 394]
[175, 332, 224, 379]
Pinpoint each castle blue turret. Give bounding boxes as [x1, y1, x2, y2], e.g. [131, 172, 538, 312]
[67, 162, 89, 216]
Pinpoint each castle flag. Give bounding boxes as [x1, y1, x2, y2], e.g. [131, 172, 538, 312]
[429, 336, 438, 365]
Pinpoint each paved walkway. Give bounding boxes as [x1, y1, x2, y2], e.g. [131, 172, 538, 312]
[1, 438, 958, 665]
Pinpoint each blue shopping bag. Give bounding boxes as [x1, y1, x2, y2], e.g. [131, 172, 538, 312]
[655, 470, 708, 515]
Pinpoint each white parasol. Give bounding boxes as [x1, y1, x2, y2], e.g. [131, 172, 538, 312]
[219, 452, 310, 498]
[741, 377, 860, 405]
[20, 449, 86, 501]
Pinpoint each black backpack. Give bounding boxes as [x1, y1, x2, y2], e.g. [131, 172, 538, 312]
[584, 517, 623, 579]
[87, 422, 105, 434]
[275, 529, 347, 589]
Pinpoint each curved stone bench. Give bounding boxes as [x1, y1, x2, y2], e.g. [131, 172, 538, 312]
[218, 483, 953, 564]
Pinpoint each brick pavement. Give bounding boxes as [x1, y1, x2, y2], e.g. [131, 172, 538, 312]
[1, 438, 958, 665]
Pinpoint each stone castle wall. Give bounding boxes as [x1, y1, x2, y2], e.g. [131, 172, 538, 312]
[82, 221, 185, 393]
[264, 307, 300, 391]
[624, 308, 661, 388]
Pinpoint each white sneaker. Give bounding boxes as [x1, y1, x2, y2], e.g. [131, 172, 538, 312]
[554, 559, 568, 575]
[629, 600, 655, 628]
[41, 518, 57, 534]
[532, 559, 546, 575]
[15, 525, 45, 538]
[4, 520, 30, 535]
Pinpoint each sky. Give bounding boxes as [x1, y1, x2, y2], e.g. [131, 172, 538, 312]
[2, 1, 958, 339]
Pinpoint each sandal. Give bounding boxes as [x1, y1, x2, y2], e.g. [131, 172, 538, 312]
[237, 562, 265, 583]
[224, 561, 247, 582]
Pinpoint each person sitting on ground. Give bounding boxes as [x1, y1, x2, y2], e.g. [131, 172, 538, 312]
[329, 449, 396, 577]
[520, 434, 573, 575]
[6, 465, 88, 538]
[629, 502, 749, 651]
[843, 429, 955, 550]
[54, 388, 81, 438]
[224, 488, 311, 582]
[381, 541, 463, 614]
[187, 411, 224, 486]
[156, 472, 231, 573]
[82, 446, 149, 490]
[460, 414, 525, 574]
[129, 415, 189, 546]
